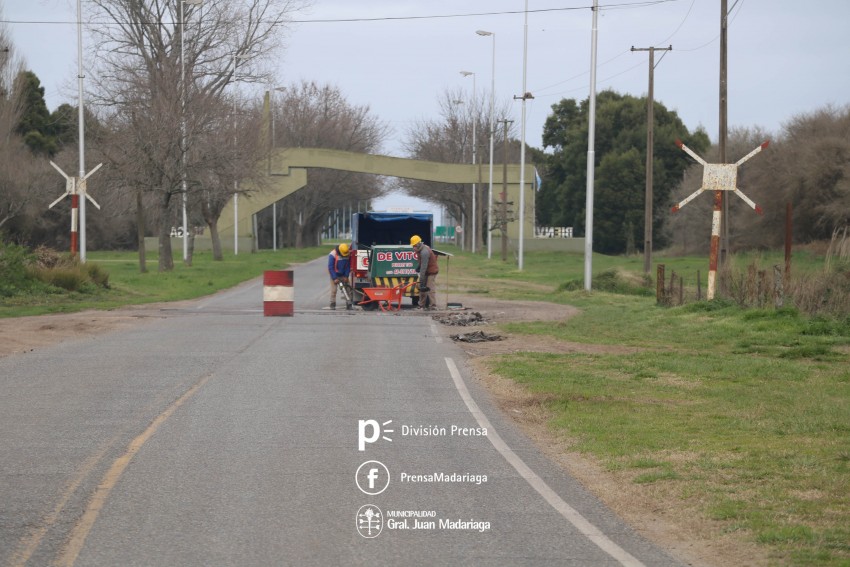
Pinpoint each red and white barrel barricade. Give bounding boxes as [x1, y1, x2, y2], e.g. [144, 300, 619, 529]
[263, 270, 294, 316]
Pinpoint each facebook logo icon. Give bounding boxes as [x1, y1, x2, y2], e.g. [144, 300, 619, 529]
[356, 460, 389, 496]
[367, 467, 380, 490]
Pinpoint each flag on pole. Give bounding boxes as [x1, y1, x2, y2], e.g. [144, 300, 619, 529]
[534, 168, 542, 191]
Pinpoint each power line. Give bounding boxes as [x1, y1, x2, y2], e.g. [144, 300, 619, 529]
[0, 1, 679, 27]
[533, 0, 745, 99]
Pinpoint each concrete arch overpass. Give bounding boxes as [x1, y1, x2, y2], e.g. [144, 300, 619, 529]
[216, 147, 535, 245]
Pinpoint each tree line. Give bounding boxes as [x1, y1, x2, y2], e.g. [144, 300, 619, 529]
[534, 90, 850, 256]
[0, 0, 387, 272]
[1, 1, 847, 268]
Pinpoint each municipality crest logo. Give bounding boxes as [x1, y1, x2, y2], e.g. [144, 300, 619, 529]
[356, 504, 383, 538]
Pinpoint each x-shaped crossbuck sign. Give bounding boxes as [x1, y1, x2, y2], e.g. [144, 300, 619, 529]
[48, 161, 103, 211]
[670, 139, 769, 300]
[671, 139, 769, 214]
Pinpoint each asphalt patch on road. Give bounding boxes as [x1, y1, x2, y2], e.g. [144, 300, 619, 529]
[432, 311, 504, 342]
[449, 330, 505, 343]
[432, 311, 487, 326]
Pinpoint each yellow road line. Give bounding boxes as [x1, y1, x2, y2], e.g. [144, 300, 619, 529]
[54, 373, 213, 567]
[9, 438, 117, 567]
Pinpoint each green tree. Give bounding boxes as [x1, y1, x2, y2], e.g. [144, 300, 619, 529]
[595, 148, 644, 254]
[48, 103, 78, 149]
[537, 90, 709, 254]
[13, 71, 57, 156]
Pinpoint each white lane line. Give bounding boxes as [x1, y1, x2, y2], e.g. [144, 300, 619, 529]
[444, 357, 646, 567]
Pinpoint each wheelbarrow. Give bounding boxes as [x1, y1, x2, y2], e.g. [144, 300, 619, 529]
[357, 281, 417, 312]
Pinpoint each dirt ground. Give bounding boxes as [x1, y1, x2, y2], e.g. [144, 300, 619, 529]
[0, 296, 768, 566]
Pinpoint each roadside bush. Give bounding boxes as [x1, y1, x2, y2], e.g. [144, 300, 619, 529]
[1, 242, 110, 298]
[0, 241, 42, 297]
[85, 262, 110, 289]
[33, 245, 63, 269]
[35, 265, 93, 292]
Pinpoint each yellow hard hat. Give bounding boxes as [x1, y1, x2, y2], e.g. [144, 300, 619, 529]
[410, 235, 422, 247]
[338, 243, 350, 257]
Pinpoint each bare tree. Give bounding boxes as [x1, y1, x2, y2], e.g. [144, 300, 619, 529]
[195, 91, 269, 260]
[400, 88, 516, 249]
[272, 81, 389, 248]
[767, 106, 850, 242]
[84, 0, 310, 271]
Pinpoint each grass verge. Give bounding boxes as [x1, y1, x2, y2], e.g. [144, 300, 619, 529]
[446, 248, 850, 566]
[0, 247, 326, 317]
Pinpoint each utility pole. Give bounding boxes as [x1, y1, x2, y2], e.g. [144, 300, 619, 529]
[631, 45, 672, 274]
[719, 0, 729, 267]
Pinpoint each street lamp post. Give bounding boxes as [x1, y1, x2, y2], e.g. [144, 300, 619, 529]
[584, 0, 600, 291]
[180, 0, 203, 264]
[460, 70, 476, 253]
[269, 86, 286, 250]
[231, 54, 247, 255]
[517, 1, 530, 271]
[476, 30, 495, 259]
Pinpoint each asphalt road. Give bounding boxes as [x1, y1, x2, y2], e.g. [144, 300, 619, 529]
[0, 257, 683, 567]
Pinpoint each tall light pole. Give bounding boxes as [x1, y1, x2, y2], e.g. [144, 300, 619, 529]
[269, 85, 285, 251]
[231, 54, 247, 255]
[476, 30, 495, 260]
[180, 0, 203, 264]
[460, 70, 476, 253]
[515, 0, 531, 270]
[584, 0, 599, 291]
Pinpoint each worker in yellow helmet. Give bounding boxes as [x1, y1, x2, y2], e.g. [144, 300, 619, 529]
[410, 235, 439, 310]
[328, 243, 352, 310]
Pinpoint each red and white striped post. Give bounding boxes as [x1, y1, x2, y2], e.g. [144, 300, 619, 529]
[672, 139, 768, 300]
[263, 270, 294, 316]
[70, 193, 79, 256]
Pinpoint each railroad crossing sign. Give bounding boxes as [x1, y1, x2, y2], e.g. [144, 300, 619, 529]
[48, 161, 103, 257]
[671, 139, 769, 300]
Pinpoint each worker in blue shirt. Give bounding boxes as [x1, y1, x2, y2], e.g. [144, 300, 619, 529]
[328, 243, 352, 310]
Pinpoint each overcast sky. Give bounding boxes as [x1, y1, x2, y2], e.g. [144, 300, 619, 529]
[4, 0, 850, 215]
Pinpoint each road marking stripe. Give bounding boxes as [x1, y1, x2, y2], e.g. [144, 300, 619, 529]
[444, 357, 646, 567]
[54, 373, 213, 567]
[9, 438, 118, 567]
